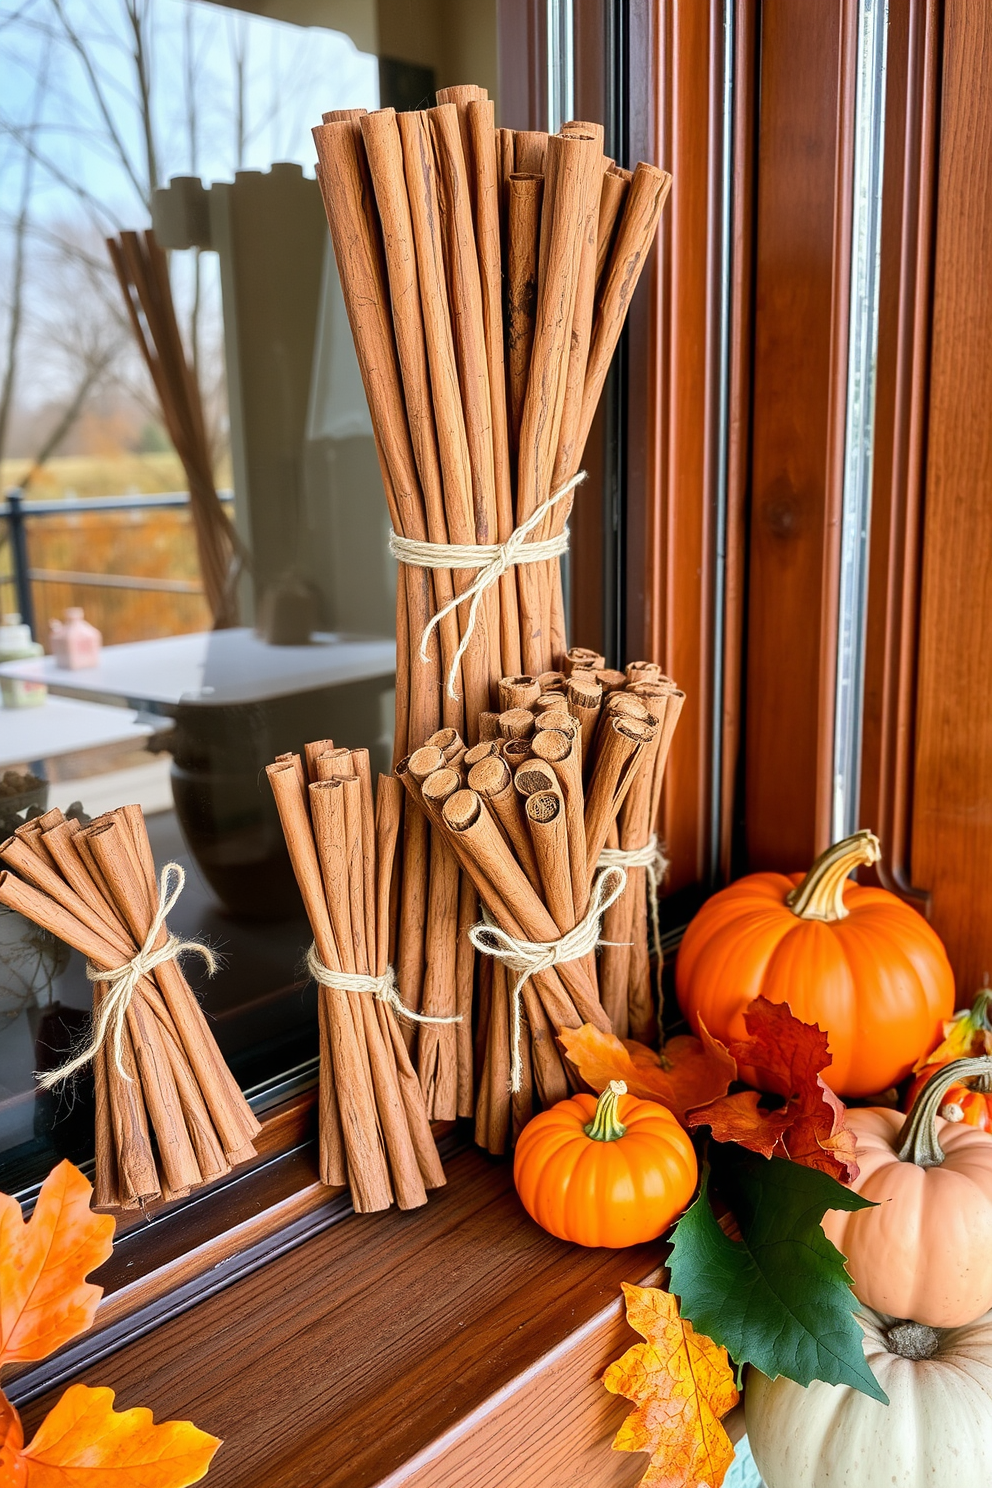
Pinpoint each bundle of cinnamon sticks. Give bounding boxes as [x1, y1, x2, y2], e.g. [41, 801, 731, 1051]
[0, 806, 260, 1209]
[398, 655, 683, 1154]
[266, 744, 444, 1212]
[312, 84, 672, 1028]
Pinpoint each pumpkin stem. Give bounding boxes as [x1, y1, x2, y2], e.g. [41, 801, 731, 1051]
[886, 1321, 940, 1360]
[785, 830, 881, 922]
[896, 1056, 992, 1167]
[970, 983, 992, 1031]
[585, 1081, 628, 1143]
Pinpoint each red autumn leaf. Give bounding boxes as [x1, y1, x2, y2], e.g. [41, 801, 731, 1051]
[5, 1384, 220, 1487]
[686, 999, 859, 1182]
[0, 1161, 115, 1368]
[559, 1023, 735, 1124]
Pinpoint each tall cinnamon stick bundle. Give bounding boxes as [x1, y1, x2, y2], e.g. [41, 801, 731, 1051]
[267, 747, 444, 1211]
[311, 87, 671, 1038]
[0, 806, 260, 1210]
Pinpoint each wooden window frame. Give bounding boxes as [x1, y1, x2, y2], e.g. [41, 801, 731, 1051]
[9, 0, 950, 1435]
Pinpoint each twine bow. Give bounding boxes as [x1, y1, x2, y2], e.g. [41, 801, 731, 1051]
[38, 863, 217, 1089]
[469, 864, 627, 1093]
[597, 833, 670, 991]
[389, 470, 587, 700]
[305, 946, 461, 1026]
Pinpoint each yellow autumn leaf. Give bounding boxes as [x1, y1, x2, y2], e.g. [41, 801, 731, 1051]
[604, 1283, 739, 1488]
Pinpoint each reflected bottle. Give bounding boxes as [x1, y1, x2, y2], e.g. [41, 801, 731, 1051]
[50, 607, 102, 670]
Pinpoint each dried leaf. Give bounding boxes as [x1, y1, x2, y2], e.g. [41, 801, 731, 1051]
[10, 1384, 220, 1487]
[0, 1161, 115, 1368]
[686, 1000, 859, 1182]
[559, 1024, 735, 1123]
[604, 1283, 739, 1488]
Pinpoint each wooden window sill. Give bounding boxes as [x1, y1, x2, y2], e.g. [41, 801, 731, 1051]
[13, 1142, 665, 1488]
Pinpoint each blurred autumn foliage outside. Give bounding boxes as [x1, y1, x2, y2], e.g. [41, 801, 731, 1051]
[1, 439, 234, 647]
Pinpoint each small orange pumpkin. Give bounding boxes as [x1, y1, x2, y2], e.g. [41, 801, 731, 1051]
[675, 830, 954, 1097]
[513, 1080, 697, 1248]
[822, 1057, 992, 1328]
[906, 986, 992, 1130]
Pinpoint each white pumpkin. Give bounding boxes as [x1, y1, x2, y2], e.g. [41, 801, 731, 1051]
[746, 1305, 992, 1488]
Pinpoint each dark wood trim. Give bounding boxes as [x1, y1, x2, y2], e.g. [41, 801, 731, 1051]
[859, 0, 939, 908]
[496, 0, 546, 129]
[720, 0, 758, 881]
[627, 0, 728, 899]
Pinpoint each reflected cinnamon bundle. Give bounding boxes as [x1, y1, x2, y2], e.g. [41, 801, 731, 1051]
[267, 746, 444, 1213]
[0, 806, 260, 1210]
[311, 87, 671, 1033]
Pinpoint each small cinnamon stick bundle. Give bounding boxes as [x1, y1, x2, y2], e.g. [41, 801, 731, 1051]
[267, 749, 444, 1212]
[0, 805, 260, 1210]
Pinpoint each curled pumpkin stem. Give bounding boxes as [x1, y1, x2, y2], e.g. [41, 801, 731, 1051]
[896, 1056, 992, 1168]
[786, 830, 881, 923]
[585, 1081, 628, 1143]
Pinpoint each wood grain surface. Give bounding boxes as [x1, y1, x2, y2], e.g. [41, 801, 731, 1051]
[20, 1148, 662, 1487]
[744, 0, 852, 871]
[911, 0, 992, 996]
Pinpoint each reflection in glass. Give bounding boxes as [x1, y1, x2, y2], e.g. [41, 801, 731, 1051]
[0, 0, 386, 1195]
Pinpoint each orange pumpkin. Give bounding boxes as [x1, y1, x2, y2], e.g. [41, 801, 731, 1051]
[513, 1080, 697, 1248]
[822, 1057, 992, 1328]
[675, 830, 954, 1097]
[905, 986, 992, 1130]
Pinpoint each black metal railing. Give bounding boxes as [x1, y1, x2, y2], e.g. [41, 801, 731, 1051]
[0, 489, 234, 636]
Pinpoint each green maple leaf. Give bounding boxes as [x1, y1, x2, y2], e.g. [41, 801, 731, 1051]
[668, 1150, 887, 1404]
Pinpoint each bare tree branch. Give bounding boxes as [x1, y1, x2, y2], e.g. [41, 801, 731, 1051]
[123, 0, 158, 197]
[48, 0, 149, 208]
[0, 44, 49, 466]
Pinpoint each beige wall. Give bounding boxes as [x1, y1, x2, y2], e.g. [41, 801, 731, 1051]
[204, 0, 499, 112]
[378, 0, 498, 102]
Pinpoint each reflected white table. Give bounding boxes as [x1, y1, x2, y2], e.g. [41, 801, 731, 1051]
[0, 627, 397, 712]
[0, 695, 156, 770]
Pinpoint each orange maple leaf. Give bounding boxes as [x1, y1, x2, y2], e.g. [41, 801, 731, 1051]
[604, 1283, 739, 1488]
[559, 1024, 735, 1124]
[0, 1163, 220, 1488]
[7, 1384, 220, 1487]
[0, 1161, 115, 1368]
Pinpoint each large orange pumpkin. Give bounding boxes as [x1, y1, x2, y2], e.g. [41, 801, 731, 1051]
[822, 1057, 992, 1328]
[513, 1080, 697, 1248]
[675, 830, 954, 1097]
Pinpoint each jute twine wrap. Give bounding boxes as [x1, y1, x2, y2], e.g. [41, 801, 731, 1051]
[470, 864, 627, 1092]
[597, 832, 669, 978]
[389, 471, 587, 700]
[38, 863, 218, 1089]
[305, 946, 461, 1027]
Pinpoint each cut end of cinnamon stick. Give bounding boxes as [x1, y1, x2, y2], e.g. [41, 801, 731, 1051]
[525, 790, 563, 825]
[408, 746, 447, 784]
[442, 789, 483, 832]
[467, 755, 511, 797]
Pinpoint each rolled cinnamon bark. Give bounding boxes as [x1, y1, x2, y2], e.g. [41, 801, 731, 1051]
[507, 173, 543, 451]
